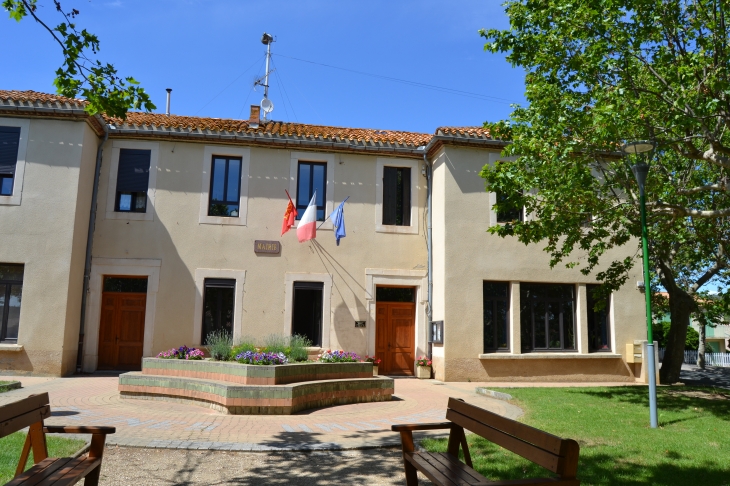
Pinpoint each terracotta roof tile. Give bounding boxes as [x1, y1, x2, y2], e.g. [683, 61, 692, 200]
[108, 112, 432, 147]
[0, 89, 87, 107]
[435, 126, 496, 139]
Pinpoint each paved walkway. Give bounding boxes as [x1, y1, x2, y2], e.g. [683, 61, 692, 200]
[680, 364, 730, 390]
[0, 375, 525, 451]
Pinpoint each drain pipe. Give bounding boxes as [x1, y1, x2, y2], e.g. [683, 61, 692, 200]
[424, 152, 433, 359]
[75, 124, 109, 373]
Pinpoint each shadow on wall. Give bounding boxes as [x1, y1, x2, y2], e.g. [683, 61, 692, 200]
[310, 240, 369, 354]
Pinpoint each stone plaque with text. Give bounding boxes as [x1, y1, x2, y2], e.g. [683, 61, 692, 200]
[254, 240, 281, 254]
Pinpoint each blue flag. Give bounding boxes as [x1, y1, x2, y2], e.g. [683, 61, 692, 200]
[329, 197, 349, 246]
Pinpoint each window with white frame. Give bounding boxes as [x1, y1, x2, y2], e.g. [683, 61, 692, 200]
[199, 146, 250, 226]
[0, 118, 29, 206]
[375, 157, 418, 234]
[106, 141, 159, 221]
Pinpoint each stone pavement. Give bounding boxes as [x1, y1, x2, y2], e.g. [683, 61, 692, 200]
[0, 375, 524, 451]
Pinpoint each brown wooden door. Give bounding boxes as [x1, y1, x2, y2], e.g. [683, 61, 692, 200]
[376, 302, 416, 375]
[97, 291, 146, 370]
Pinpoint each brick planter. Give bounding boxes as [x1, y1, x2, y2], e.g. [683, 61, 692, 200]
[119, 358, 392, 415]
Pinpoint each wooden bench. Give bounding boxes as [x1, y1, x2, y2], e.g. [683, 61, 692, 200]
[392, 397, 580, 486]
[0, 392, 115, 485]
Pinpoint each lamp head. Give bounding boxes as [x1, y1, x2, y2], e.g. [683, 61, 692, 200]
[621, 140, 655, 155]
[261, 33, 274, 45]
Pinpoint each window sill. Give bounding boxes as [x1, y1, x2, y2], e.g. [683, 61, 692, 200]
[199, 215, 247, 226]
[0, 194, 21, 206]
[478, 352, 623, 360]
[375, 223, 418, 235]
[105, 210, 154, 222]
[0, 344, 24, 352]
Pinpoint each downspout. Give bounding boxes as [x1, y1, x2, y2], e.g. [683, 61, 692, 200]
[424, 152, 433, 359]
[75, 124, 109, 373]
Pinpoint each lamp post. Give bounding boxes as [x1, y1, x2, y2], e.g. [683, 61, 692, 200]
[622, 140, 658, 429]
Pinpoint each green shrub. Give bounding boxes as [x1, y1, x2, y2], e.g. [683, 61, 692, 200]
[652, 321, 700, 350]
[231, 336, 258, 359]
[263, 334, 288, 354]
[288, 334, 312, 362]
[205, 330, 232, 361]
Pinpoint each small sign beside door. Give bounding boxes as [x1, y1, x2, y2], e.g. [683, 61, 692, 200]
[254, 240, 281, 254]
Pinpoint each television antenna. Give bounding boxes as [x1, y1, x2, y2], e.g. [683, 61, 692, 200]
[254, 32, 275, 121]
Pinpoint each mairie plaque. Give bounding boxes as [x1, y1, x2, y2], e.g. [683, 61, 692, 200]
[254, 240, 281, 254]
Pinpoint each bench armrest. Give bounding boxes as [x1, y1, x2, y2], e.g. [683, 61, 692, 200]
[43, 426, 116, 435]
[391, 422, 453, 432]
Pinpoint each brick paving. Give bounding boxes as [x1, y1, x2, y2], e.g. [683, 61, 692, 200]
[0, 375, 524, 451]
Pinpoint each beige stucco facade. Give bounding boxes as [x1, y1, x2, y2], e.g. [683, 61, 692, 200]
[0, 91, 648, 381]
[430, 145, 646, 382]
[0, 115, 99, 375]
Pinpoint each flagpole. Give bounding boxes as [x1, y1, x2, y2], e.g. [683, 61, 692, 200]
[317, 196, 349, 229]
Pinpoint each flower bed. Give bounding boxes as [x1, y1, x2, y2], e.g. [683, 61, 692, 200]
[136, 358, 374, 385]
[119, 357, 391, 415]
[157, 345, 204, 360]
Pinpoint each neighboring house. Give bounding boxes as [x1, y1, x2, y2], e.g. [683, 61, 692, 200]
[0, 90, 647, 382]
[690, 321, 729, 353]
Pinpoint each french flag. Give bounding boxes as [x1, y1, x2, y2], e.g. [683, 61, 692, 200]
[297, 192, 318, 242]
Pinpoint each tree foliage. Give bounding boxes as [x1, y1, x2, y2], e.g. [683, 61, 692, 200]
[480, 0, 730, 383]
[3, 0, 154, 118]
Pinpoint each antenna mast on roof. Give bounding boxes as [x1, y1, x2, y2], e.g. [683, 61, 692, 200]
[255, 33, 275, 122]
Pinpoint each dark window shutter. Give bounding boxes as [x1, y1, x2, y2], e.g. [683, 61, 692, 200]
[0, 127, 21, 176]
[401, 168, 411, 226]
[116, 149, 151, 192]
[383, 167, 397, 225]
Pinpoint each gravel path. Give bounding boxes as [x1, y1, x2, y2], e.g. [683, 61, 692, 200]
[96, 446, 432, 485]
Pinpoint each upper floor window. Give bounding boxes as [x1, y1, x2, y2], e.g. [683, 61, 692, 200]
[296, 161, 326, 221]
[0, 126, 21, 196]
[0, 264, 23, 343]
[520, 283, 575, 352]
[115, 149, 151, 213]
[495, 191, 523, 223]
[208, 157, 242, 217]
[383, 166, 411, 226]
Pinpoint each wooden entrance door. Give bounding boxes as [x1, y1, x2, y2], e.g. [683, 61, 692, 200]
[376, 302, 416, 375]
[98, 278, 147, 370]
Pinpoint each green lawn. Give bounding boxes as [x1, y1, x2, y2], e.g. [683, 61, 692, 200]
[422, 386, 730, 486]
[0, 432, 86, 483]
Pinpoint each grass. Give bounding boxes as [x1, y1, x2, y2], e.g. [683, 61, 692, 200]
[422, 386, 730, 486]
[0, 432, 86, 483]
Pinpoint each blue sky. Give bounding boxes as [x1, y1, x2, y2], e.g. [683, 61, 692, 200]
[1, 0, 525, 134]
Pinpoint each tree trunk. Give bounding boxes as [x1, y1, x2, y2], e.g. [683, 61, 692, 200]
[698, 323, 706, 369]
[659, 288, 694, 384]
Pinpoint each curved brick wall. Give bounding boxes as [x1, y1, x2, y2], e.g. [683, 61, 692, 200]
[118, 372, 394, 415]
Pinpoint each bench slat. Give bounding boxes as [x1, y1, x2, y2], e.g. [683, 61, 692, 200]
[406, 452, 466, 486]
[445, 409, 561, 474]
[448, 399, 563, 455]
[426, 452, 489, 485]
[0, 394, 50, 425]
[52, 457, 102, 486]
[36, 456, 98, 485]
[6, 457, 74, 486]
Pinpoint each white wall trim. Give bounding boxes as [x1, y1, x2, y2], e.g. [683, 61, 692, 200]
[83, 258, 161, 372]
[192, 268, 247, 345]
[0, 117, 30, 206]
[364, 268, 428, 358]
[283, 272, 333, 348]
[375, 157, 419, 234]
[104, 140, 159, 221]
[198, 145, 251, 226]
[509, 281, 521, 354]
[289, 151, 335, 231]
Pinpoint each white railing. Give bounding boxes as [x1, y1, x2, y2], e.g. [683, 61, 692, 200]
[658, 348, 730, 367]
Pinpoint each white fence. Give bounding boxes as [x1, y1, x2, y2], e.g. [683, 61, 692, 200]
[658, 348, 730, 367]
